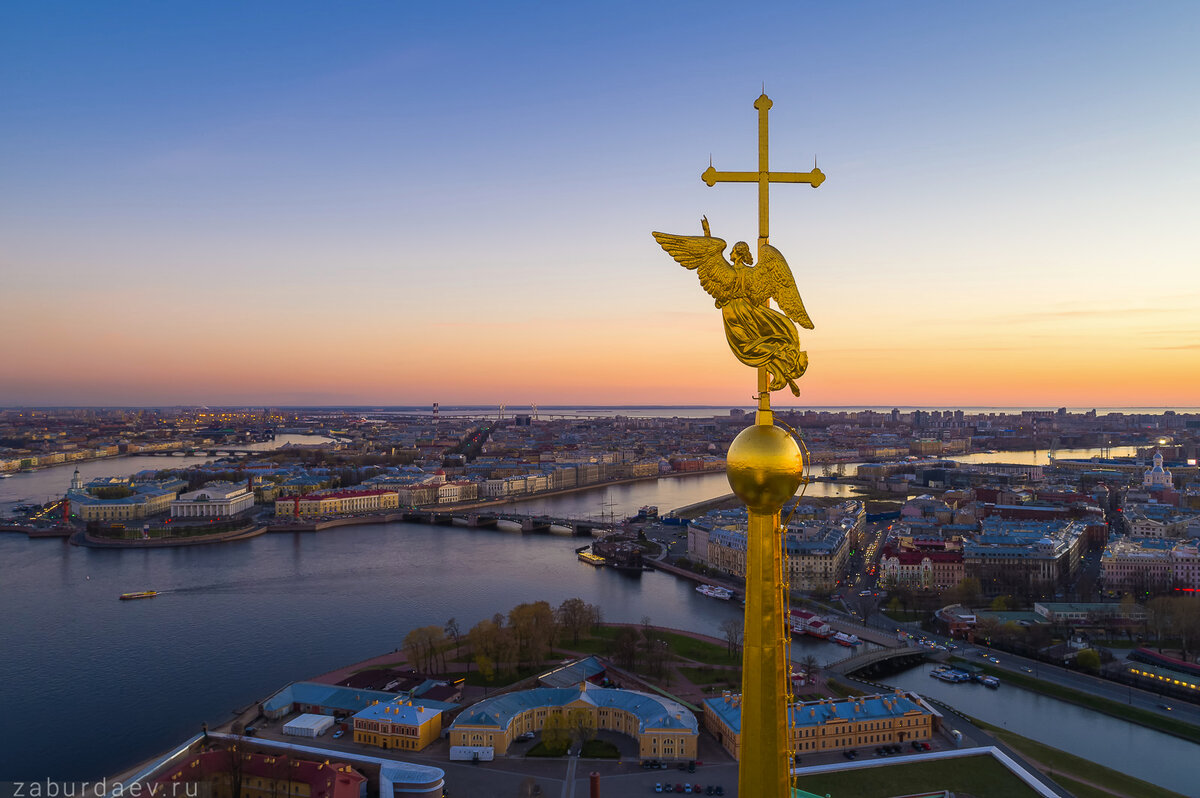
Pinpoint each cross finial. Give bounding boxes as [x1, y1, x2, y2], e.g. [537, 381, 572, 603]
[700, 94, 826, 410]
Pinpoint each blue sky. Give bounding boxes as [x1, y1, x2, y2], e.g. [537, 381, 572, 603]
[2, 2, 1198, 406]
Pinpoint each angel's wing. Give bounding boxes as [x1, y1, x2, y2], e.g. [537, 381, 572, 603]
[754, 244, 814, 329]
[651, 232, 738, 302]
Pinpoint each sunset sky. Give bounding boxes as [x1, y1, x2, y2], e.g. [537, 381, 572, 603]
[2, 2, 1198, 408]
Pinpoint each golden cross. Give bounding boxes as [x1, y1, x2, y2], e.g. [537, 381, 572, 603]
[701, 93, 825, 410]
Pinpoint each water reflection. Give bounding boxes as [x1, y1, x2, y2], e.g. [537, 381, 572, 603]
[881, 661, 1193, 794]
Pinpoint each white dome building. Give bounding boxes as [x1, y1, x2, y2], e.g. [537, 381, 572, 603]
[1143, 451, 1174, 490]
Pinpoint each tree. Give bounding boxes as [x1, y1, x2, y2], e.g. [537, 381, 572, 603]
[946, 577, 981, 607]
[469, 619, 502, 670]
[567, 708, 597, 748]
[976, 616, 1000, 646]
[540, 712, 570, 753]
[1146, 597, 1174, 650]
[1076, 648, 1101, 672]
[510, 601, 556, 668]
[640, 616, 657, 659]
[613, 626, 641, 669]
[990, 595, 1011, 612]
[557, 598, 597, 645]
[445, 617, 461, 657]
[719, 617, 744, 658]
[474, 653, 495, 684]
[646, 637, 671, 677]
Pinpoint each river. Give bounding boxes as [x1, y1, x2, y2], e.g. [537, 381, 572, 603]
[0, 444, 1163, 783]
[881, 662, 1194, 795]
[511, 445, 1140, 520]
[0, 520, 851, 780]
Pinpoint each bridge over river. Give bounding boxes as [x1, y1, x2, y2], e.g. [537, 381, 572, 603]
[270, 510, 615, 536]
[827, 645, 946, 677]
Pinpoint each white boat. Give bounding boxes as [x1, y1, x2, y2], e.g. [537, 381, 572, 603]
[833, 632, 861, 647]
[0, 473, 13, 479]
[931, 667, 971, 683]
[696, 584, 734, 600]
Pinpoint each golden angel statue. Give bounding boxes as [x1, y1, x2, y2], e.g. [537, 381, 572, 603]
[652, 217, 813, 395]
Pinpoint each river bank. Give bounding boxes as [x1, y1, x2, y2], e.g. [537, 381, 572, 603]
[75, 524, 268, 548]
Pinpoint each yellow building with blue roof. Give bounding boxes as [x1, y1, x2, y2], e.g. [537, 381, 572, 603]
[703, 690, 936, 759]
[353, 698, 443, 752]
[447, 681, 698, 759]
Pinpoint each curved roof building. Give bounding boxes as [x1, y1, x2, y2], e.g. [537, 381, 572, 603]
[447, 681, 698, 759]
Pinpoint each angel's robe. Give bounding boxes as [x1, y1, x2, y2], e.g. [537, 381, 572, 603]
[721, 298, 809, 395]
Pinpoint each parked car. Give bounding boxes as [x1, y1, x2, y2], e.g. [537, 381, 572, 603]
[332, 729, 344, 739]
[654, 785, 662, 794]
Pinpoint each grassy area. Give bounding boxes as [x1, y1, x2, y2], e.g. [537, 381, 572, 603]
[952, 657, 1200, 744]
[560, 625, 740, 666]
[881, 609, 925, 622]
[462, 663, 545, 686]
[794, 755, 1038, 798]
[678, 665, 740, 687]
[974, 720, 1188, 798]
[825, 678, 865, 698]
[655, 629, 739, 665]
[1051, 775, 1126, 798]
[526, 740, 569, 757]
[580, 739, 620, 758]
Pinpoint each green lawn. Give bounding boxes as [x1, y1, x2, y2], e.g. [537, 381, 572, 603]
[978, 722, 1188, 798]
[655, 629, 740, 665]
[560, 625, 740, 666]
[580, 739, 620, 758]
[794, 755, 1038, 798]
[526, 740, 569, 757]
[1050, 775, 1125, 798]
[678, 665, 740, 686]
[881, 609, 926, 622]
[462, 663, 546, 686]
[825, 679, 865, 698]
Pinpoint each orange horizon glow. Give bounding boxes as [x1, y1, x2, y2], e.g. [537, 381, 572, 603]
[3, 5, 1198, 407]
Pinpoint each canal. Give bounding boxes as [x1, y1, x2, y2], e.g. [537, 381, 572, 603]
[881, 661, 1194, 795]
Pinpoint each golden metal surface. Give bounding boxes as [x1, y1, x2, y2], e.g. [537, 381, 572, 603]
[651, 93, 825, 798]
[652, 94, 821, 399]
[726, 422, 804, 513]
[652, 219, 813, 395]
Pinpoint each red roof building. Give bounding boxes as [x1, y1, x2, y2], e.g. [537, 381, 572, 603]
[156, 749, 365, 798]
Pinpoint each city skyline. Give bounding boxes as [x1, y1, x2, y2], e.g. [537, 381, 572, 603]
[3, 2, 1198, 407]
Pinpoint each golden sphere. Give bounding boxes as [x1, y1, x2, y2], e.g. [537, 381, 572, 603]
[726, 423, 804, 513]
